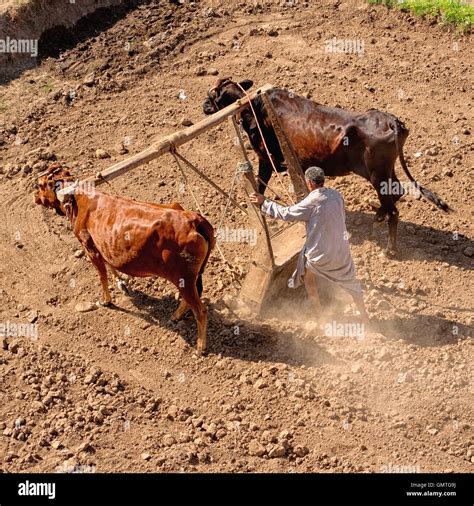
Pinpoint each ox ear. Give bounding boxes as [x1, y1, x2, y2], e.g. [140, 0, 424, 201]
[239, 79, 253, 91]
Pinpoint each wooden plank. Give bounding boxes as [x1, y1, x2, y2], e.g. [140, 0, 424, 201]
[239, 93, 310, 312]
[231, 117, 274, 265]
[232, 114, 278, 312]
[261, 92, 308, 201]
[240, 170, 275, 269]
[271, 222, 306, 268]
[58, 83, 274, 201]
[240, 222, 306, 311]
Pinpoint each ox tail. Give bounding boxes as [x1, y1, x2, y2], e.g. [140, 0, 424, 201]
[195, 217, 216, 296]
[392, 118, 452, 212]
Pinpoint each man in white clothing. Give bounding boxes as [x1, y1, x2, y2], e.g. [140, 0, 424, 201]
[250, 167, 369, 324]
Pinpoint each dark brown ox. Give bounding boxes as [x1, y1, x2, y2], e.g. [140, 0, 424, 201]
[34, 165, 215, 354]
[203, 78, 451, 255]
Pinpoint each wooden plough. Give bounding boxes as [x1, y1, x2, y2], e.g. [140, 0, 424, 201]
[58, 83, 308, 313]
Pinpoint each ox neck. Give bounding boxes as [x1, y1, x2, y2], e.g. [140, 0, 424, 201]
[59, 190, 91, 225]
[60, 195, 77, 224]
[239, 108, 257, 133]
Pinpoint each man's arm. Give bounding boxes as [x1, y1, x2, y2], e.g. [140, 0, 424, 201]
[260, 196, 314, 222]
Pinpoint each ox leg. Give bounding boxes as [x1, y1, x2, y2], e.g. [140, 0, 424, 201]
[391, 172, 404, 206]
[386, 171, 403, 255]
[109, 266, 130, 296]
[257, 158, 272, 195]
[194, 302, 208, 355]
[79, 236, 112, 306]
[89, 254, 112, 306]
[177, 280, 208, 354]
[370, 176, 399, 255]
[375, 187, 399, 256]
[369, 198, 387, 239]
[171, 271, 204, 321]
[371, 187, 388, 227]
[171, 299, 188, 321]
[386, 208, 399, 256]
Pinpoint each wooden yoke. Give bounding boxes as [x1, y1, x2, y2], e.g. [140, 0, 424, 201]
[57, 84, 274, 202]
[55, 82, 307, 315]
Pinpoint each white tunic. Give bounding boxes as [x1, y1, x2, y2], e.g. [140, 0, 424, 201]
[261, 187, 362, 294]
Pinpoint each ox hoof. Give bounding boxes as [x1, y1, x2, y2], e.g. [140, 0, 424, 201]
[369, 200, 380, 210]
[117, 280, 130, 296]
[97, 300, 111, 308]
[195, 343, 207, 356]
[384, 248, 397, 259]
[171, 311, 183, 322]
[171, 302, 188, 322]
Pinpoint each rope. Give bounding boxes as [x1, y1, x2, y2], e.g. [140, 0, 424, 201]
[231, 116, 282, 241]
[215, 158, 271, 253]
[231, 97, 293, 243]
[172, 150, 248, 214]
[255, 174, 287, 202]
[234, 117, 287, 202]
[95, 172, 118, 195]
[216, 162, 242, 234]
[170, 149, 242, 286]
[236, 82, 296, 205]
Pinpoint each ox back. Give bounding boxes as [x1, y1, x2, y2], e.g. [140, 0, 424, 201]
[232, 86, 450, 254]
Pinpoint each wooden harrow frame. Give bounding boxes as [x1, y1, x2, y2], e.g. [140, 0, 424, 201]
[58, 83, 308, 312]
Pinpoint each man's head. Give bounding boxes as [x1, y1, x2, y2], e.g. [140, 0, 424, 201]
[202, 77, 254, 115]
[304, 166, 325, 191]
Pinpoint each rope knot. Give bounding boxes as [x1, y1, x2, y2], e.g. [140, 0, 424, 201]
[237, 161, 253, 174]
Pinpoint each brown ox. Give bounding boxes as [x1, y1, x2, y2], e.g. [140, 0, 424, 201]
[203, 78, 451, 256]
[34, 165, 215, 354]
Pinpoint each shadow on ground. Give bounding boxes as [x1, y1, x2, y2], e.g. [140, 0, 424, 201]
[102, 280, 471, 365]
[0, 0, 151, 84]
[104, 286, 343, 367]
[345, 208, 472, 269]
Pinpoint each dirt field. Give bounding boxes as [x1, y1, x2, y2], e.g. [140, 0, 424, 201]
[0, 0, 473, 474]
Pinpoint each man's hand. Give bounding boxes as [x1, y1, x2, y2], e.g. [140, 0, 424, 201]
[250, 192, 264, 206]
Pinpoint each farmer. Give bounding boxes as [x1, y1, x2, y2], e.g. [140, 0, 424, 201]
[250, 166, 369, 324]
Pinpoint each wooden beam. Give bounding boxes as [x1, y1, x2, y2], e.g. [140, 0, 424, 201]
[58, 83, 274, 201]
[261, 92, 308, 201]
[231, 117, 274, 267]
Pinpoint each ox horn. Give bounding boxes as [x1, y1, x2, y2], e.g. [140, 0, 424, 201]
[37, 166, 64, 178]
